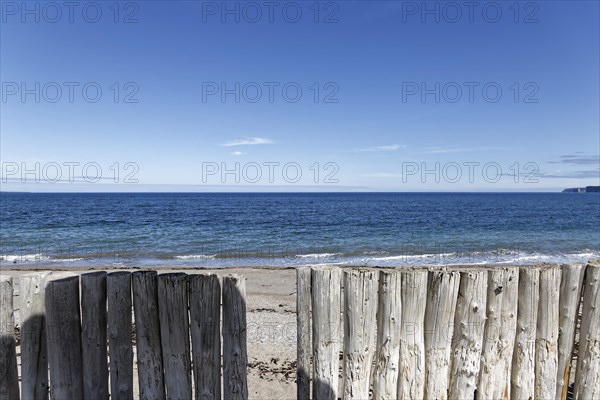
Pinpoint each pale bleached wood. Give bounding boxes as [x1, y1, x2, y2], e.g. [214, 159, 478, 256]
[342, 269, 378, 399]
[397, 270, 428, 400]
[81, 271, 109, 400]
[311, 266, 342, 400]
[296, 267, 312, 400]
[223, 274, 248, 400]
[107, 271, 134, 400]
[19, 272, 51, 400]
[45, 273, 84, 400]
[132, 271, 166, 400]
[0, 276, 19, 400]
[189, 274, 221, 400]
[511, 267, 540, 400]
[575, 262, 600, 399]
[449, 270, 488, 399]
[158, 273, 192, 400]
[556, 263, 585, 400]
[535, 265, 561, 399]
[477, 267, 519, 399]
[373, 270, 402, 400]
[424, 270, 460, 400]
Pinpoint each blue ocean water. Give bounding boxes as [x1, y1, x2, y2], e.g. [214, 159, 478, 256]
[1, 192, 599, 268]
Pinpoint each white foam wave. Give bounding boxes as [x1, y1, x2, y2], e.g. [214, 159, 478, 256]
[295, 253, 343, 259]
[0, 253, 49, 262]
[342, 250, 600, 267]
[175, 254, 217, 260]
[371, 252, 458, 261]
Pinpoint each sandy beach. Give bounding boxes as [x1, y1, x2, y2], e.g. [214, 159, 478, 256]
[2, 266, 298, 400]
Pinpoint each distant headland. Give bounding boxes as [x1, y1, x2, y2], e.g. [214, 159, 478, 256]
[563, 186, 600, 193]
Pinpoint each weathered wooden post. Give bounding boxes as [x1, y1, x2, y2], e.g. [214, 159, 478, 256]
[81, 271, 109, 400]
[0, 276, 19, 400]
[189, 273, 221, 400]
[397, 270, 428, 399]
[449, 270, 488, 399]
[45, 273, 84, 400]
[311, 266, 342, 400]
[575, 261, 600, 399]
[296, 267, 312, 400]
[342, 269, 378, 399]
[107, 271, 134, 400]
[535, 265, 561, 398]
[158, 273, 192, 400]
[424, 270, 460, 399]
[132, 271, 166, 400]
[555, 263, 585, 399]
[223, 274, 249, 400]
[19, 271, 51, 400]
[477, 267, 518, 399]
[373, 270, 402, 400]
[511, 267, 540, 399]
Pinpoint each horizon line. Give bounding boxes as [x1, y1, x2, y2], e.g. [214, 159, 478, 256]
[1, 190, 586, 194]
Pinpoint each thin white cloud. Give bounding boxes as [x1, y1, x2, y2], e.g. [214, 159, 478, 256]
[356, 144, 405, 152]
[231, 151, 245, 156]
[220, 137, 274, 147]
[421, 146, 509, 154]
[358, 173, 403, 178]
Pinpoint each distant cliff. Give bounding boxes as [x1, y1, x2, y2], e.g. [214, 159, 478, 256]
[563, 186, 600, 192]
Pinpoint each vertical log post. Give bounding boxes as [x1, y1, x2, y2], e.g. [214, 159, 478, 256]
[575, 261, 600, 399]
[45, 273, 84, 400]
[449, 270, 488, 399]
[296, 267, 312, 400]
[373, 270, 402, 400]
[223, 274, 249, 400]
[342, 269, 378, 399]
[311, 266, 342, 400]
[397, 270, 428, 399]
[535, 265, 561, 398]
[132, 271, 166, 400]
[158, 273, 192, 400]
[424, 270, 460, 399]
[107, 271, 134, 400]
[189, 274, 221, 400]
[555, 263, 585, 399]
[81, 271, 109, 400]
[511, 267, 540, 399]
[477, 267, 519, 399]
[0, 276, 19, 400]
[19, 272, 51, 400]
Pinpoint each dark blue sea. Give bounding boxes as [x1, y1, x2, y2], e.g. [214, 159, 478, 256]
[1, 192, 599, 268]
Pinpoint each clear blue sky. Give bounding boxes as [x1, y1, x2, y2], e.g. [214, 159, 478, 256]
[1, 0, 598, 191]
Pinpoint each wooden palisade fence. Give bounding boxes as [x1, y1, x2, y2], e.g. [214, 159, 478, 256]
[2, 262, 599, 400]
[296, 261, 600, 399]
[0, 271, 248, 400]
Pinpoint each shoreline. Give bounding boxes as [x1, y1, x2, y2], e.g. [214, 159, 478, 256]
[0, 261, 590, 273]
[2, 249, 597, 270]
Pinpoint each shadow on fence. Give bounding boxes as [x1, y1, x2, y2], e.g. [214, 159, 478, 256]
[0, 274, 19, 398]
[0, 270, 249, 400]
